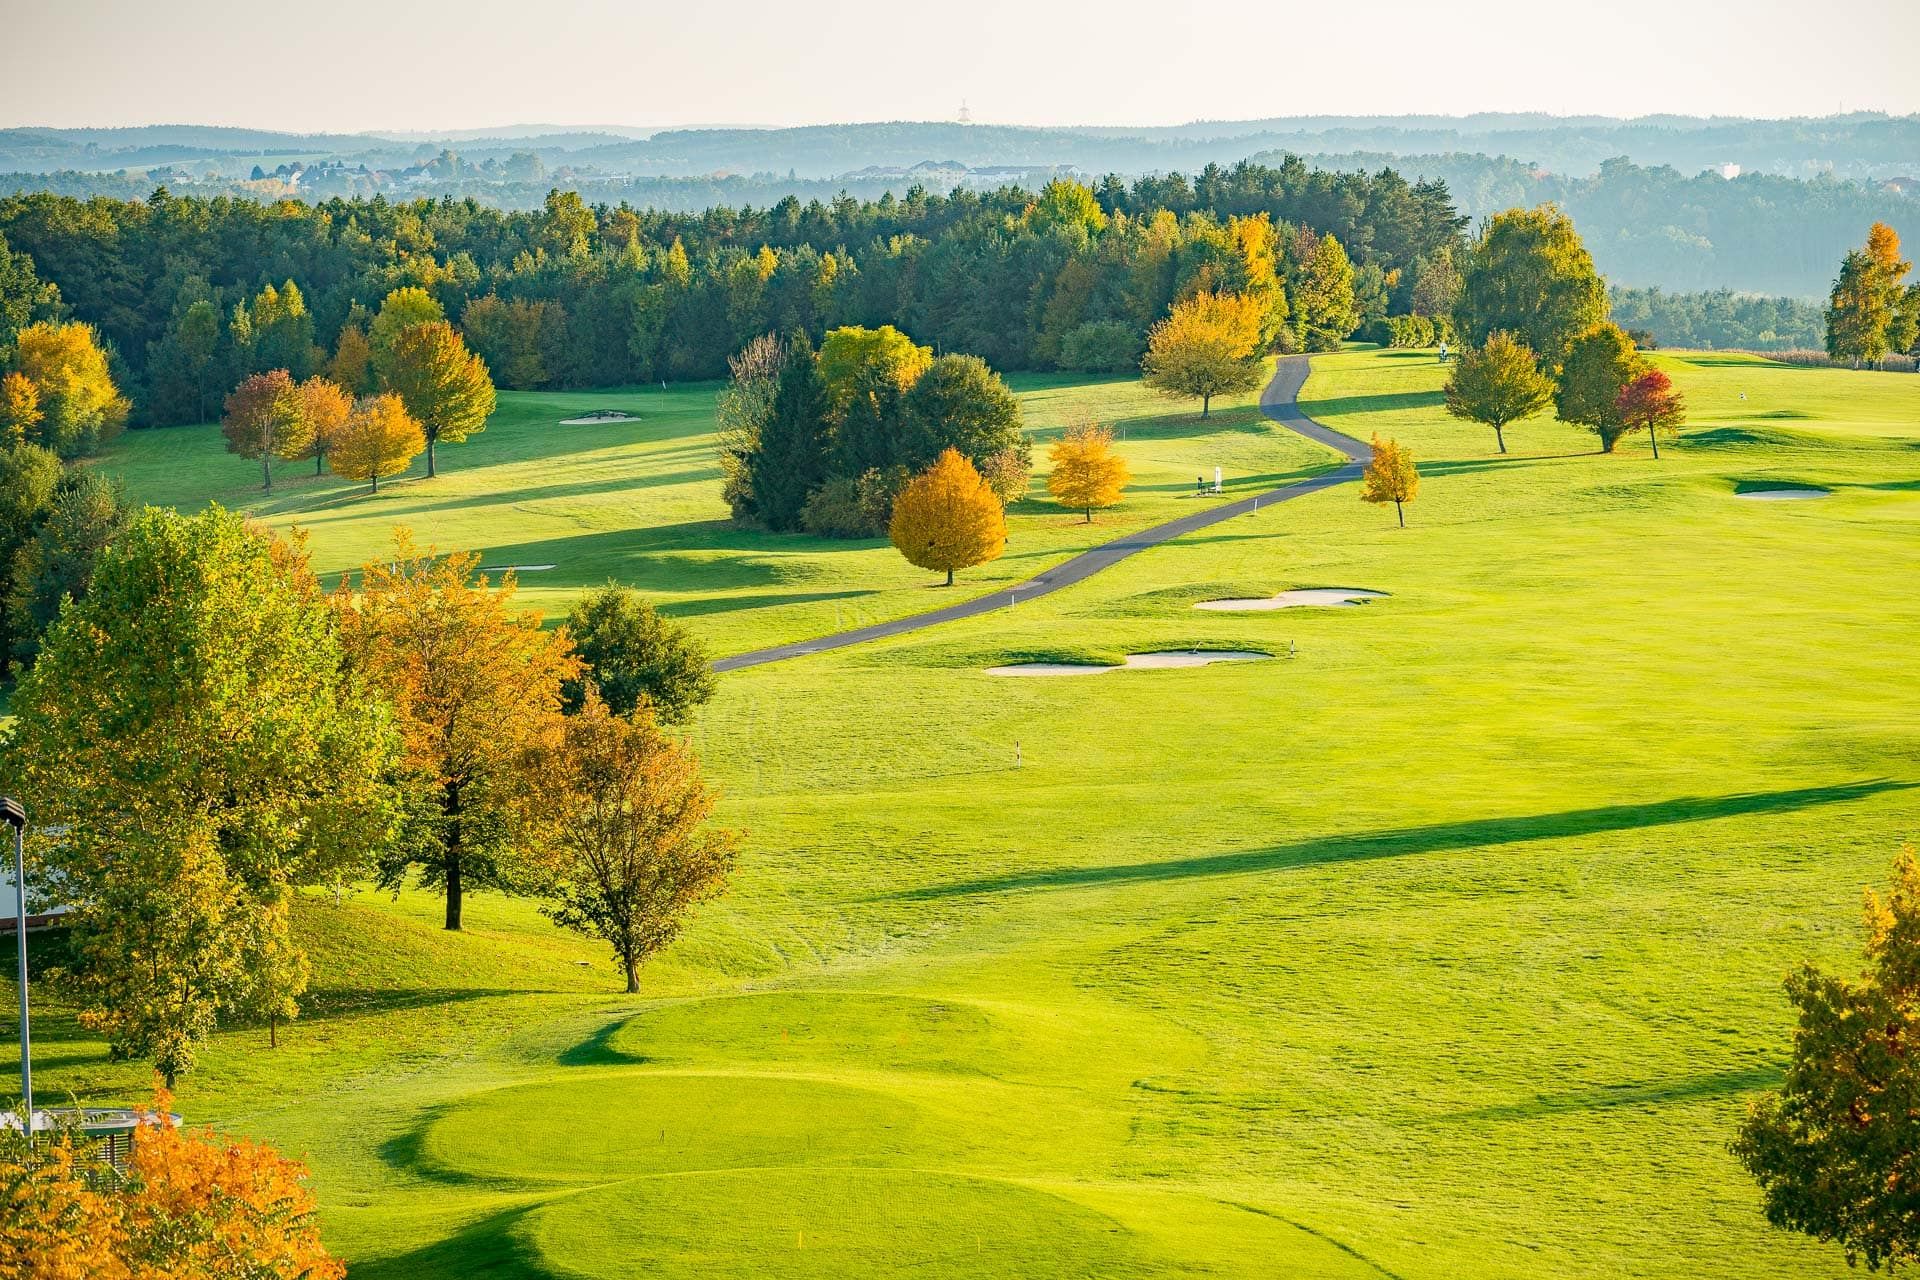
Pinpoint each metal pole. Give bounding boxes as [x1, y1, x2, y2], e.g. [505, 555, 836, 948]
[3, 798, 27, 1150]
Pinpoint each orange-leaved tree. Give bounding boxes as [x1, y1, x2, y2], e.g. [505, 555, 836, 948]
[1613, 368, 1687, 459]
[221, 370, 310, 493]
[379, 321, 496, 478]
[0, 1089, 345, 1280]
[330, 393, 425, 493]
[525, 691, 738, 992]
[333, 531, 580, 930]
[1360, 434, 1419, 526]
[1046, 422, 1130, 522]
[887, 447, 1006, 586]
[297, 375, 353, 476]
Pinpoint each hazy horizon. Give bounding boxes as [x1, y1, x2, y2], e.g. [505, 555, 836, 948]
[8, 0, 1919, 133]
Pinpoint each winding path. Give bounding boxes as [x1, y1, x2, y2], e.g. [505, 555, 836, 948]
[711, 356, 1370, 673]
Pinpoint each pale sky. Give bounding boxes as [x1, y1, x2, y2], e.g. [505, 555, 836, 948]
[7, 0, 1918, 132]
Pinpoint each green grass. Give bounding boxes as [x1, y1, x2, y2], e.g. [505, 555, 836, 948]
[92, 374, 1326, 657]
[14, 347, 1920, 1278]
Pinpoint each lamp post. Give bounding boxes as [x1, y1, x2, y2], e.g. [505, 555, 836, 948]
[1, 796, 27, 1150]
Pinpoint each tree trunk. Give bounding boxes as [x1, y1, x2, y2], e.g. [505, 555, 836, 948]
[269, 1011, 277, 1048]
[1493, 424, 1506, 454]
[426, 433, 438, 478]
[1201, 393, 1211, 418]
[315, 453, 324, 476]
[1395, 500, 1405, 528]
[624, 954, 641, 994]
[262, 451, 273, 492]
[1648, 425, 1661, 460]
[444, 781, 464, 931]
[370, 471, 379, 494]
[944, 567, 954, 587]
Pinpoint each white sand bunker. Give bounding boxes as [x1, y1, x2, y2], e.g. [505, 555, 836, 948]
[988, 650, 1271, 676]
[1196, 588, 1387, 612]
[1737, 487, 1828, 501]
[561, 410, 636, 424]
[478, 563, 557, 573]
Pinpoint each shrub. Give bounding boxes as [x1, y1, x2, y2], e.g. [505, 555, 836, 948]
[1058, 320, 1142, 372]
[800, 466, 908, 539]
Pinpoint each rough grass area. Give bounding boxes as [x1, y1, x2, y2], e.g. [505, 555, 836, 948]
[13, 346, 1920, 1279]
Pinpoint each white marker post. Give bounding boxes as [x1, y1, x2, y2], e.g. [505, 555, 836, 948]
[1213, 466, 1222, 495]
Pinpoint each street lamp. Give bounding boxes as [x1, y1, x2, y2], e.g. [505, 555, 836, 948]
[1, 796, 28, 1150]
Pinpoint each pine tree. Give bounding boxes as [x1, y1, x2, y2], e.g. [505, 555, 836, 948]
[748, 333, 830, 530]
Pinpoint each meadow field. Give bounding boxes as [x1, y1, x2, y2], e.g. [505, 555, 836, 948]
[22, 346, 1920, 1277]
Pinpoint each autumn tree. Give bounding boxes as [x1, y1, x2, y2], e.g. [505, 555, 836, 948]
[562, 583, 715, 723]
[0, 507, 396, 1083]
[1826, 225, 1912, 369]
[1613, 368, 1687, 459]
[0, 370, 41, 445]
[1047, 422, 1130, 521]
[1141, 290, 1266, 417]
[0, 1090, 346, 1279]
[9, 319, 129, 457]
[1736, 846, 1920, 1272]
[888, 447, 1007, 586]
[1556, 322, 1650, 452]
[1289, 230, 1360, 351]
[221, 370, 311, 492]
[525, 692, 737, 993]
[334, 533, 581, 930]
[329, 392, 425, 493]
[297, 373, 352, 475]
[1360, 434, 1420, 526]
[1454, 205, 1608, 371]
[326, 321, 375, 395]
[1443, 332, 1553, 453]
[816, 323, 932, 417]
[378, 321, 495, 478]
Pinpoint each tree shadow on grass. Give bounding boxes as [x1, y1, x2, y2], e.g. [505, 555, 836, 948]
[1298, 389, 1447, 417]
[663, 588, 878, 619]
[300, 987, 535, 1022]
[885, 779, 1915, 901]
[556, 1015, 649, 1068]
[349, 1204, 559, 1280]
[1444, 1064, 1784, 1123]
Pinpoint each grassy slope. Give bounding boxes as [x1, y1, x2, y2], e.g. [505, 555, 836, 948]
[15, 348, 1920, 1278]
[93, 374, 1327, 658]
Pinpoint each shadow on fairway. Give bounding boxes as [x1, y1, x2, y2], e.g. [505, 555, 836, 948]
[301, 987, 532, 1022]
[349, 1204, 555, 1280]
[555, 1014, 648, 1067]
[1446, 1064, 1785, 1123]
[1298, 388, 1446, 416]
[888, 779, 1916, 901]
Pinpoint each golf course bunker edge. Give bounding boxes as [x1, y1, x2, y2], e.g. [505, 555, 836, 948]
[987, 650, 1272, 676]
[1736, 485, 1830, 501]
[1196, 587, 1388, 611]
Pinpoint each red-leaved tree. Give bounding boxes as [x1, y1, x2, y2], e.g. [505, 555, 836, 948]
[1613, 369, 1686, 459]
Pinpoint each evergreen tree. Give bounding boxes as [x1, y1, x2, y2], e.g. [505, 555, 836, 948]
[748, 333, 830, 530]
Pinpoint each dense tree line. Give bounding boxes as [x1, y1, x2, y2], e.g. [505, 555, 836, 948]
[0, 160, 1463, 426]
[1607, 286, 1824, 351]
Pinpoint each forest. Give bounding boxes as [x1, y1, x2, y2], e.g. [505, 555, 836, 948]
[0, 159, 1463, 426]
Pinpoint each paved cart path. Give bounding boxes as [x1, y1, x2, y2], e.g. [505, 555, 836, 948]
[711, 356, 1370, 672]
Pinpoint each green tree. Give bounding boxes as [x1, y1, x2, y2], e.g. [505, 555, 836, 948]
[899, 353, 1027, 475]
[145, 297, 223, 425]
[562, 583, 716, 723]
[368, 286, 447, 357]
[0, 441, 61, 677]
[5, 467, 128, 669]
[525, 691, 737, 993]
[714, 333, 783, 519]
[379, 321, 496, 478]
[1736, 846, 1920, 1272]
[1443, 332, 1553, 454]
[1455, 205, 1608, 371]
[0, 506, 397, 1083]
[1290, 231, 1360, 351]
[746, 333, 830, 531]
[1556, 323, 1649, 452]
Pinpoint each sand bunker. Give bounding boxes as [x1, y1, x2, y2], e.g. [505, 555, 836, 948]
[561, 411, 636, 424]
[1196, 588, 1387, 612]
[477, 563, 557, 573]
[987, 650, 1271, 676]
[1736, 487, 1828, 501]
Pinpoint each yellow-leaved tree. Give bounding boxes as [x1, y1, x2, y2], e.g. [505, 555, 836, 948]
[1360, 434, 1419, 526]
[10, 319, 129, 457]
[331, 392, 426, 493]
[378, 320, 496, 477]
[1141, 291, 1266, 417]
[887, 447, 1006, 586]
[297, 374, 353, 475]
[1046, 423, 1130, 521]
